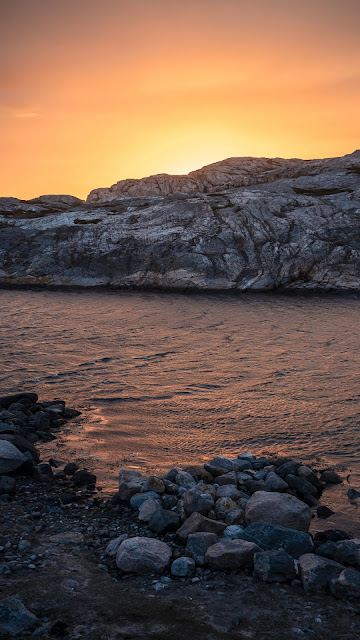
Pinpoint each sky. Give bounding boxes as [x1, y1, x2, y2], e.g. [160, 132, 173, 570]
[1, 0, 359, 200]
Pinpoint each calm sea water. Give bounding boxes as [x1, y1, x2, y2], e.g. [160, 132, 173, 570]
[1, 289, 360, 492]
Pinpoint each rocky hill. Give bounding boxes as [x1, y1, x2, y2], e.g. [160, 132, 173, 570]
[0, 151, 359, 292]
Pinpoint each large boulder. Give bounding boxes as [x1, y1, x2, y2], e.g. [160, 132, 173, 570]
[298, 553, 344, 592]
[243, 521, 314, 558]
[116, 537, 172, 573]
[245, 491, 311, 532]
[0, 440, 27, 474]
[205, 539, 261, 570]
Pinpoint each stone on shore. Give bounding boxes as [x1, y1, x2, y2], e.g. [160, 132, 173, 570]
[0, 597, 37, 637]
[205, 539, 261, 570]
[176, 512, 226, 540]
[320, 470, 343, 485]
[253, 550, 297, 583]
[148, 507, 180, 534]
[263, 472, 289, 492]
[0, 440, 27, 474]
[171, 557, 195, 578]
[138, 497, 162, 522]
[118, 470, 145, 501]
[183, 486, 215, 516]
[186, 532, 218, 566]
[116, 537, 172, 573]
[243, 522, 314, 558]
[245, 491, 311, 532]
[330, 568, 360, 598]
[334, 541, 360, 567]
[298, 554, 344, 592]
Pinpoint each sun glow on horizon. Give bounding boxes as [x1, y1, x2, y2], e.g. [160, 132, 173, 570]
[1, 0, 359, 200]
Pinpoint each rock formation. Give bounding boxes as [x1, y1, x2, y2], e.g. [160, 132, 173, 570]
[0, 150, 359, 292]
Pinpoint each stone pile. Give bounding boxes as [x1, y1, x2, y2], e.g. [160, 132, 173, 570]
[0, 392, 90, 498]
[113, 453, 360, 598]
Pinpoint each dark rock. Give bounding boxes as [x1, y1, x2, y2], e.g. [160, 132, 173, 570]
[116, 536, 172, 573]
[148, 507, 180, 534]
[316, 541, 337, 560]
[63, 462, 79, 475]
[72, 469, 96, 486]
[171, 556, 195, 577]
[276, 461, 302, 479]
[334, 541, 360, 567]
[130, 491, 160, 510]
[162, 494, 178, 510]
[0, 440, 27, 474]
[347, 488, 360, 500]
[0, 597, 37, 636]
[49, 620, 69, 637]
[186, 532, 218, 565]
[285, 474, 318, 498]
[314, 529, 351, 545]
[63, 407, 82, 418]
[0, 434, 40, 462]
[36, 463, 54, 478]
[243, 521, 314, 558]
[330, 568, 360, 598]
[298, 553, 344, 592]
[0, 393, 38, 409]
[253, 549, 297, 582]
[320, 470, 343, 485]
[317, 505, 335, 519]
[263, 472, 288, 492]
[183, 486, 215, 516]
[0, 475, 15, 494]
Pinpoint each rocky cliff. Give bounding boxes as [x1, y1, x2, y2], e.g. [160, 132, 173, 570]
[1, 151, 359, 292]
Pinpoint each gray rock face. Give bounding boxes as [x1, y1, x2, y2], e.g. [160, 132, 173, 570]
[116, 536, 172, 573]
[245, 491, 312, 532]
[171, 556, 195, 577]
[205, 539, 261, 570]
[0, 440, 27, 474]
[176, 512, 227, 540]
[298, 553, 344, 592]
[253, 550, 297, 583]
[243, 522, 314, 558]
[330, 568, 360, 598]
[186, 532, 218, 566]
[0, 597, 37, 637]
[1, 151, 360, 293]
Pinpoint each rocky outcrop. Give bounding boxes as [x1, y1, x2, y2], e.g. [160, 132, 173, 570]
[1, 151, 360, 292]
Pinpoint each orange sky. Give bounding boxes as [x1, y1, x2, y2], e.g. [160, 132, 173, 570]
[1, 0, 359, 200]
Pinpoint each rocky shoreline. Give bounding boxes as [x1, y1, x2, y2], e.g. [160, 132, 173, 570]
[1, 392, 360, 639]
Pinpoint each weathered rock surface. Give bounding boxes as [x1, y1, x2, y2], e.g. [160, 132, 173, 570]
[245, 491, 312, 532]
[330, 568, 360, 598]
[0, 597, 37, 637]
[253, 550, 297, 583]
[0, 440, 27, 474]
[298, 553, 344, 592]
[205, 539, 261, 570]
[1, 151, 360, 292]
[243, 522, 314, 558]
[116, 536, 172, 573]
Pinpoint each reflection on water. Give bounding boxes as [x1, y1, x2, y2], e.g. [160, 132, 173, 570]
[1, 289, 360, 486]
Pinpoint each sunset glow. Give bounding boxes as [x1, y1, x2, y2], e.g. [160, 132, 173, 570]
[1, 0, 359, 200]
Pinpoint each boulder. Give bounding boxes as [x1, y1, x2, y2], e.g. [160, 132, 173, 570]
[263, 472, 288, 492]
[298, 553, 344, 591]
[138, 497, 161, 522]
[320, 470, 342, 484]
[222, 525, 245, 540]
[243, 521, 314, 558]
[330, 568, 360, 598]
[105, 534, 128, 557]
[334, 541, 360, 567]
[0, 440, 27, 474]
[204, 456, 238, 476]
[118, 469, 145, 501]
[176, 512, 226, 540]
[205, 539, 261, 570]
[216, 485, 241, 500]
[186, 532, 218, 566]
[0, 597, 37, 636]
[253, 550, 296, 582]
[183, 486, 214, 516]
[116, 537, 172, 573]
[175, 471, 196, 489]
[148, 507, 180, 534]
[245, 491, 311, 532]
[171, 557, 195, 578]
[0, 393, 38, 409]
[216, 471, 237, 486]
[215, 496, 239, 520]
[142, 475, 165, 494]
[130, 491, 160, 510]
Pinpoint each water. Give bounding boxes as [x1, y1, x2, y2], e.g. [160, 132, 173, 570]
[1, 289, 360, 505]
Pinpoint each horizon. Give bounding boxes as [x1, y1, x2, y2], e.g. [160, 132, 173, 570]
[1, 0, 360, 200]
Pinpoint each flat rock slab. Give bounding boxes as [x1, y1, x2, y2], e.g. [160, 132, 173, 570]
[245, 491, 311, 532]
[116, 536, 172, 573]
[177, 512, 226, 539]
[299, 553, 344, 592]
[205, 539, 261, 570]
[50, 531, 84, 544]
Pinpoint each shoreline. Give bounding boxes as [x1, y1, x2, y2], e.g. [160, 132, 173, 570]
[1, 392, 360, 638]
